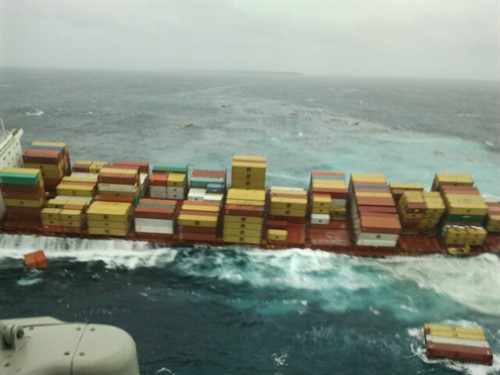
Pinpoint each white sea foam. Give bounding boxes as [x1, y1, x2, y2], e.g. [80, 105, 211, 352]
[25, 109, 44, 116]
[376, 254, 500, 316]
[0, 234, 177, 269]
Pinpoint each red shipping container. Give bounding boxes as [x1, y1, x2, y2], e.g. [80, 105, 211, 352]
[113, 161, 149, 174]
[0, 183, 45, 193]
[224, 205, 265, 217]
[23, 148, 63, 163]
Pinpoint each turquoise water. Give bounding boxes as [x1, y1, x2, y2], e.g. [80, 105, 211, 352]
[0, 69, 499, 374]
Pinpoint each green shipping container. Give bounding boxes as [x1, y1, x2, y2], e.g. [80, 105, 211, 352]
[0, 170, 40, 185]
[152, 163, 188, 174]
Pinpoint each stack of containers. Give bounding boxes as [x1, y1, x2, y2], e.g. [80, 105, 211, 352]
[30, 141, 72, 175]
[149, 163, 188, 200]
[420, 192, 446, 231]
[97, 165, 142, 205]
[223, 188, 266, 245]
[231, 155, 266, 190]
[134, 198, 177, 238]
[22, 143, 69, 194]
[0, 167, 45, 228]
[432, 174, 488, 246]
[188, 169, 226, 203]
[177, 200, 221, 242]
[485, 203, 500, 232]
[397, 191, 447, 232]
[349, 173, 402, 247]
[309, 171, 348, 224]
[267, 187, 308, 245]
[397, 191, 427, 231]
[86, 201, 132, 237]
[41, 202, 86, 234]
[389, 183, 424, 204]
[114, 160, 150, 196]
[40, 174, 98, 234]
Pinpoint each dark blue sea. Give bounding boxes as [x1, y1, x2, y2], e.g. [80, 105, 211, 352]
[0, 68, 499, 374]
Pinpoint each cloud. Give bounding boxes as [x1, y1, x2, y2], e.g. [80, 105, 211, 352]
[1, 1, 498, 80]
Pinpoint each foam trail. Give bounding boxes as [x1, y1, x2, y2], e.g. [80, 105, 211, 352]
[0, 234, 177, 269]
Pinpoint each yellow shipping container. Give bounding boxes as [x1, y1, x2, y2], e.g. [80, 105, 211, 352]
[223, 215, 263, 225]
[227, 189, 266, 201]
[311, 180, 348, 189]
[222, 234, 261, 245]
[224, 227, 262, 237]
[86, 202, 131, 221]
[311, 207, 330, 214]
[225, 199, 265, 207]
[269, 207, 306, 217]
[60, 209, 83, 221]
[389, 183, 424, 191]
[223, 221, 262, 231]
[424, 324, 486, 341]
[350, 173, 387, 184]
[230, 181, 266, 190]
[231, 167, 266, 176]
[56, 183, 96, 197]
[182, 203, 220, 212]
[4, 198, 45, 208]
[167, 173, 186, 187]
[330, 206, 347, 213]
[46, 196, 92, 208]
[271, 201, 307, 211]
[432, 173, 474, 190]
[24, 160, 65, 173]
[89, 161, 109, 173]
[270, 188, 307, 196]
[41, 208, 62, 220]
[88, 227, 128, 237]
[42, 218, 62, 226]
[63, 175, 98, 183]
[312, 194, 331, 206]
[268, 229, 287, 241]
[61, 219, 83, 227]
[87, 220, 130, 230]
[178, 214, 218, 227]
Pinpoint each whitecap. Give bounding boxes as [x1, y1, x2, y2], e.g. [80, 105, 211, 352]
[25, 109, 44, 116]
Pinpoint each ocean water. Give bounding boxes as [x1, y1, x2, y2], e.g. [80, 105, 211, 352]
[0, 68, 499, 374]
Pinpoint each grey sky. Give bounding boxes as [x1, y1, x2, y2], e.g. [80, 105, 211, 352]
[1, 1, 498, 80]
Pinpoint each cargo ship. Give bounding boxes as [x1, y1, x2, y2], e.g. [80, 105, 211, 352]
[0, 121, 499, 257]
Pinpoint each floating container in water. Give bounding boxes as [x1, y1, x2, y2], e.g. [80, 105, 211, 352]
[424, 323, 493, 366]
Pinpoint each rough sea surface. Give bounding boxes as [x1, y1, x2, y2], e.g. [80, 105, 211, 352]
[0, 68, 499, 374]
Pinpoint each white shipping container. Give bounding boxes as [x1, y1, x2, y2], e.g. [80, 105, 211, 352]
[310, 213, 330, 225]
[425, 335, 489, 349]
[356, 238, 397, 247]
[150, 192, 168, 199]
[135, 218, 174, 228]
[204, 193, 224, 202]
[98, 183, 138, 193]
[188, 188, 206, 201]
[167, 186, 185, 194]
[134, 224, 174, 234]
[167, 192, 185, 200]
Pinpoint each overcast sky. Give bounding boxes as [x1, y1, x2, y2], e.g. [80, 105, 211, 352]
[1, 1, 498, 80]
